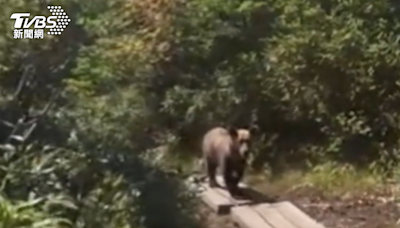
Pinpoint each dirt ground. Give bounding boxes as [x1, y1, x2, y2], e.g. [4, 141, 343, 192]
[281, 186, 399, 228]
[198, 185, 400, 228]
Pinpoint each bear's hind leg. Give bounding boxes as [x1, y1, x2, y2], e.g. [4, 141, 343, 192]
[206, 157, 219, 188]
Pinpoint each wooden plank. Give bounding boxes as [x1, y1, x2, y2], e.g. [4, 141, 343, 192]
[231, 202, 327, 228]
[274, 201, 325, 228]
[213, 175, 256, 204]
[215, 175, 277, 204]
[211, 175, 251, 205]
[231, 205, 273, 228]
[214, 187, 251, 204]
[201, 175, 251, 214]
[253, 203, 298, 228]
[215, 175, 248, 188]
[201, 174, 280, 214]
[201, 186, 232, 214]
[201, 176, 326, 228]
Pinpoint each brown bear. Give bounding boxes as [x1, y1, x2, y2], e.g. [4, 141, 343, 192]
[201, 126, 252, 198]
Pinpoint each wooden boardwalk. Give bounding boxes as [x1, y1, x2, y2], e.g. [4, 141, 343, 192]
[201, 176, 326, 228]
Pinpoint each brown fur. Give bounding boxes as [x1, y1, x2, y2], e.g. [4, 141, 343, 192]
[201, 126, 252, 198]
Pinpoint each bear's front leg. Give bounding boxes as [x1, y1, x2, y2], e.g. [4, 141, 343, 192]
[223, 166, 245, 199]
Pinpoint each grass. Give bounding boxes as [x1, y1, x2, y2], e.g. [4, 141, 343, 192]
[0, 195, 71, 228]
[156, 143, 399, 199]
[247, 162, 396, 198]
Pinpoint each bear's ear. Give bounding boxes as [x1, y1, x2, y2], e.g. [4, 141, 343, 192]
[249, 125, 259, 136]
[227, 126, 238, 138]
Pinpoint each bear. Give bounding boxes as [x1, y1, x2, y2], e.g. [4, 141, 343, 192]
[201, 126, 252, 198]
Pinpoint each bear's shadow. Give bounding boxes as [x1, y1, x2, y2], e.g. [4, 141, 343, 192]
[212, 176, 278, 206]
[228, 186, 278, 206]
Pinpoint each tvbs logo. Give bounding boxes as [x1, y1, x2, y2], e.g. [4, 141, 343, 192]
[10, 6, 70, 39]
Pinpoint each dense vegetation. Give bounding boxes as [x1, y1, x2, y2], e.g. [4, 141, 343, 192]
[1, 0, 400, 227]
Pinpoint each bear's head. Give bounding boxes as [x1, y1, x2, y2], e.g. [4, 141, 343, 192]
[227, 127, 253, 157]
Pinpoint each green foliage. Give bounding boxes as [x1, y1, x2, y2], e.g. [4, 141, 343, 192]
[0, 194, 71, 228]
[1, 0, 400, 227]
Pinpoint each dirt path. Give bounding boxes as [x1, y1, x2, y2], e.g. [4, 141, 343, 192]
[281, 186, 399, 228]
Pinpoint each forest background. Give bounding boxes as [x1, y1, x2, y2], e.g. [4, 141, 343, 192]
[1, 0, 400, 227]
